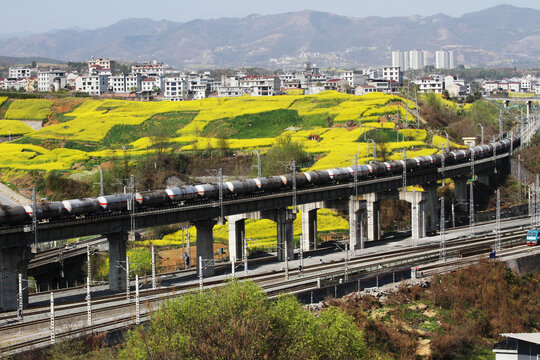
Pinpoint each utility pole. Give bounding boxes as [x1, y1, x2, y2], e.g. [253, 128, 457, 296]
[125, 256, 130, 300]
[518, 154, 522, 202]
[496, 189, 501, 251]
[218, 168, 224, 224]
[151, 245, 156, 289]
[299, 234, 304, 276]
[198, 256, 203, 291]
[291, 161, 297, 214]
[354, 153, 358, 199]
[253, 151, 262, 178]
[402, 149, 407, 190]
[284, 240, 289, 280]
[186, 231, 191, 269]
[439, 196, 446, 261]
[86, 244, 92, 283]
[243, 234, 248, 275]
[95, 165, 104, 196]
[534, 174, 540, 226]
[32, 187, 37, 251]
[50, 292, 55, 345]
[135, 274, 140, 325]
[469, 151, 475, 238]
[499, 109, 503, 139]
[129, 175, 136, 233]
[86, 276, 92, 326]
[17, 273, 23, 321]
[451, 201, 456, 229]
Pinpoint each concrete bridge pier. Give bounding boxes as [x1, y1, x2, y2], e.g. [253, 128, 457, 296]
[108, 232, 127, 292]
[504, 100, 510, 108]
[0, 245, 32, 311]
[299, 203, 319, 251]
[527, 100, 532, 120]
[263, 209, 295, 261]
[423, 183, 439, 234]
[453, 176, 469, 214]
[399, 190, 427, 240]
[365, 193, 381, 242]
[227, 215, 246, 262]
[194, 219, 217, 277]
[348, 198, 366, 250]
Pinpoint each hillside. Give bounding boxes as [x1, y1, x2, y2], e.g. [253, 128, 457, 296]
[0, 91, 452, 174]
[0, 5, 539, 67]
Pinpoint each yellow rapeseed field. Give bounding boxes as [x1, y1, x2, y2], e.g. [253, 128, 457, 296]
[4, 99, 54, 120]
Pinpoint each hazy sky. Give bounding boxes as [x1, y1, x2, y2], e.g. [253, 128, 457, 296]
[2, 0, 539, 34]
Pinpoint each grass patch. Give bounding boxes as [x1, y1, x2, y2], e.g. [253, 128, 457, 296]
[358, 129, 401, 143]
[202, 109, 303, 139]
[4, 99, 54, 120]
[301, 113, 335, 128]
[101, 111, 198, 148]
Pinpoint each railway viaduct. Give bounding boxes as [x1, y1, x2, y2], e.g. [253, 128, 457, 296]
[0, 147, 515, 311]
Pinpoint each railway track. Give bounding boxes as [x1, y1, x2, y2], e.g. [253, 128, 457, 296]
[0, 228, 531, 355]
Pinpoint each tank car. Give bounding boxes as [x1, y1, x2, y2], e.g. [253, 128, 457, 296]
[165, 186, 199, 202]
[325, 168, 350, 182]
[225, 180, 258, 196]
[194, 184, 219, 199]
[0, 205, 30, 225]
[258, 176, 285, 191]
[24, 201, 67, 221]
[135, 190, 170, 207]
[62, 198, 101, 216]
[97, 194, 132, 211]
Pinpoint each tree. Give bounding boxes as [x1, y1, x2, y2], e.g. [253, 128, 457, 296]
[261, 134, 312, 176]
[119, 281, 367, 360]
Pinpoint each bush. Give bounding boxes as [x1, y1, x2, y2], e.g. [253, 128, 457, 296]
[120, 280, 367, 360]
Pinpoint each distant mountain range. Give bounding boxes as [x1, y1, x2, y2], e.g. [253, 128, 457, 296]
[0, 5, 539, 69]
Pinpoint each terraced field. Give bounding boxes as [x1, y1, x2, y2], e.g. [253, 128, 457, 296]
[0, 91, 462, 172]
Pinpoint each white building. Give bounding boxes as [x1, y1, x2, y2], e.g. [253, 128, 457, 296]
[492, 333, 540, 360]
[141, 78, 160, 93]
[8, 67, 31, 79]
[163, 77, 187, 100]
[382, 66, 402, 84]
[355, 85, 377, 96]
[38, 70, 66, 92]
[414, 76, 444, 93]
[109, 74, 142, 93]
[392, 51, 409, 71]
[75, 74, 109, 96]
[435, 50, 455, 69]
[88, 57, 114, 72]
[131, 61, 164, 77]
[239, 76, 280, 96]
[217, 86, 247, 98]
[341, 71, 366, 87]
[409, 50, 426, 70]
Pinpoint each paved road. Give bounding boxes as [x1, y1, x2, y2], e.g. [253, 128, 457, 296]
[0, 183, 29, 206]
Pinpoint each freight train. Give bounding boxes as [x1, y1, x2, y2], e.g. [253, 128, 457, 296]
[0, 137, 519, 227]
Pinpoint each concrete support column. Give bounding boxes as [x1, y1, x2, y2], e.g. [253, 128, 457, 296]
[453, 176, 468, 214]
[424, 183, 439, 234]
[107, 232, 128, 292]
[527, 100, 532, 120]
[365, 193, 380, 241]
[0, 246, 32, 311]
[264, 209, 296, 262]
[348, 198, 366, 250]
[299, 203, 320, 250]
[194, 220, 216, 277]
[400, 191, 427, 239]
[504, 100, 510, 108]
[227, 215, 245, 262]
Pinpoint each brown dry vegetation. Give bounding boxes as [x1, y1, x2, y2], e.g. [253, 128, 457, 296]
[328, 261, 540, 360]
